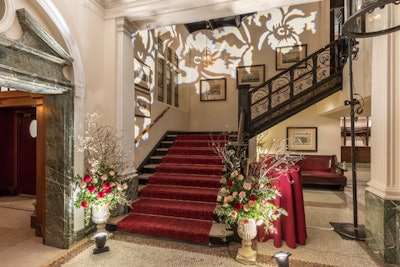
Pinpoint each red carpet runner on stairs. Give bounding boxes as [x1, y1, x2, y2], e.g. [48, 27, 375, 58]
[117, 133, 227, 244]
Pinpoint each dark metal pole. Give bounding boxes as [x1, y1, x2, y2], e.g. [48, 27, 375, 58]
[333, 38, 365, 240]
[348, 38, 358, 229]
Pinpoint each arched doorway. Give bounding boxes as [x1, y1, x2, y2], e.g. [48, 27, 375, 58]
[0, 9, 75, 248]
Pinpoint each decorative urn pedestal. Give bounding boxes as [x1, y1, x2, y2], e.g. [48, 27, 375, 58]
[236, 218, 257, 264]
[91, 204, 112, 239]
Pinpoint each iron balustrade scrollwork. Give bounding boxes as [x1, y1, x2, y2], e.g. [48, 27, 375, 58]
[238, 38, 348, 140]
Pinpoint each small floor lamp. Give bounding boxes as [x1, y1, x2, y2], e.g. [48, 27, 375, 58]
[333, 0, 400, 240]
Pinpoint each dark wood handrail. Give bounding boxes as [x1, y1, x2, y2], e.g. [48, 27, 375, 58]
[238, 37, 349, 141]
[135, 107, 170, 143]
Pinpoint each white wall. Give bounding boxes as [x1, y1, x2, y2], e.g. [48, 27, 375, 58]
[133, 25, 191, 166]
[188, 2, 329, 133]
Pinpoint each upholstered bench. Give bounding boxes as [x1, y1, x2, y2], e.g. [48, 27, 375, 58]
[297, 155, 347, 190]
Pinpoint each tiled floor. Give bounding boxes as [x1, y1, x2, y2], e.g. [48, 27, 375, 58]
[0, 206, 65, 267]
[0, 165, 390, 267]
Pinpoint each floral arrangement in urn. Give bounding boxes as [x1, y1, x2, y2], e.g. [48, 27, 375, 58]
[74, 113, 134, 225]
[213, 136, 302, 237]
[215, 168, 286, 235]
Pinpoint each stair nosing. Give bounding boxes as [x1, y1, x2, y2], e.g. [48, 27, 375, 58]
[137, 197, 218, 205]
[142, 184, 220, 191]
[128, 212, 213, 223]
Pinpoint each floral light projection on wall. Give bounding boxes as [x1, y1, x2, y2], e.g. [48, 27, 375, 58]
[133, 5, 318, 145]
[257, 7, 317, 51]
[134, 6, 317, 90]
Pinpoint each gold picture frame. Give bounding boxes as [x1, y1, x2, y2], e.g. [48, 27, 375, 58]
[236, 65, 265, 88]
[276, 44, 307, 70]
[134, 57, 151, 90]
[287, 127, 317, 152]
[200, 78, 226, 101]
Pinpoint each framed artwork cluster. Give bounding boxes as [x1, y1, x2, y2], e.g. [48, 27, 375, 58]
[199, 44, 307, 102]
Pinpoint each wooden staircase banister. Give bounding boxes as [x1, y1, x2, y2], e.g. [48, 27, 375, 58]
[238, 37, 351, 141]
[135, 107, 170, 143]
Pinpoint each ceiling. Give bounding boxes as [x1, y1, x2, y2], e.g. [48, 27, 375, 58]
[183, 13, 255, 33]
[91, 0, 321, 31]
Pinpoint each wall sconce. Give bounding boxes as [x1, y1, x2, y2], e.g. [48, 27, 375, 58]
[272, 251, 291, 267]
[93, 232, 109, 254]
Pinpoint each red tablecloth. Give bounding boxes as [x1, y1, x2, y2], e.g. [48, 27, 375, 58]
[257, 167, 307, 248]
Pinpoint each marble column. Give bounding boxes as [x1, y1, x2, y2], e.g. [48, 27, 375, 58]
[115, 18, 138, 200]
[44, 92, 75, 248]
[366, 30, 400, 265]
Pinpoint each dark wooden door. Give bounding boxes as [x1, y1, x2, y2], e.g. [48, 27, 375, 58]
[17, 111, 36, 195]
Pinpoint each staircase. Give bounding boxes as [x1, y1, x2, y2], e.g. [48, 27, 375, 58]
[117, 133, 232, 244]
[239, 37, 352, 140]
[117, 38, 354, 244]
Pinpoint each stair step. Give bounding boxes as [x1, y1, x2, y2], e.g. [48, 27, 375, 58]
[156, 163, 224, 176]
[156, 148, 169, 156]
[167, 147, 217, 156]
[148, 173, 222, 188]
[137, 173, 152, 180]
[161, 155, 223, 165]
[172, 140, 227, 147]
[130, 198, 216, 220]
[111, 214, 232, 239]
[140, 184, 219, 202]
[138, 184, 147, 192]
[117, 213, 213, 244]
[176, 134, 229, 141]
[160, 140, 174, 148]
[166, 134, 178, 140]
[121, 132, 230, 245]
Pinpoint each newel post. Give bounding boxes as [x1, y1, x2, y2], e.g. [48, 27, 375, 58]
[238, 84, 250, 142]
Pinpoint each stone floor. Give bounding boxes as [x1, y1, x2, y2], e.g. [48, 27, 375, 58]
[0, 164, 393, 267]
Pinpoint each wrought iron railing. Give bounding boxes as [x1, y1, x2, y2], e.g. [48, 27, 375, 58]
[239, 38, 349, 140]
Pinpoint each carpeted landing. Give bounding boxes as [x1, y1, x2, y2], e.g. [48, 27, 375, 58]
[117, 133, 227, 244]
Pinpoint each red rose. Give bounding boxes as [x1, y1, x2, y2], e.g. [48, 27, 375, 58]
[87, 185, 96, 193]
[250, 195, 258, 201]
[97, 191, 105, 198]
[233, 202, 243, 211]
[81, 201, 88, 208]
[105, 187, 112, 194]
[226, 180, 233, 186]
[83, 174, 92, 183]
[103, 182, 111, 189]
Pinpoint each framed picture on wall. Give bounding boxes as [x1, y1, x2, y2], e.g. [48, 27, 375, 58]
[134, 57, 151, 90]
[276, 44, 307, 70]
[236, 65, 265, 88]
[200, 78, 226, 101]
[287, 127, 317, 151]
[135, 88, 151, 117]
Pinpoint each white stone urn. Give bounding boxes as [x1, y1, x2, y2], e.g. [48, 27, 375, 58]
[236, 218, 257, 263]
[91, 204, 111, 238]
